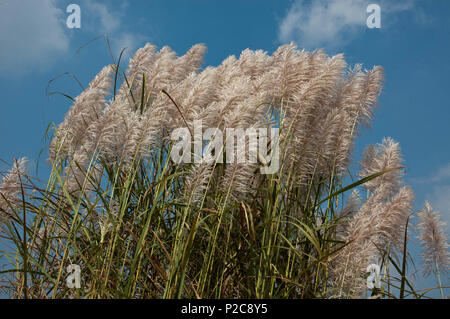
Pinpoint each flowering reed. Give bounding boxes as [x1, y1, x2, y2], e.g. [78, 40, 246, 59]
[0, 43, 447, 299]
[417, 201, 450, 297]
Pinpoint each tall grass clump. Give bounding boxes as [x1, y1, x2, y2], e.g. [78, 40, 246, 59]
[0, 43, 448, 299]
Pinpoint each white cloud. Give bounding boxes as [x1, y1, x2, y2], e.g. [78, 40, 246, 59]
[82, 0, 147, 59]
[413, 163, 450, 184]
[84, 1, 121, 33]
[278, 0, 416, 49]
[0, 0, 147, 76]
[113, 32, 147, 59]
[428, 163, 450, 183]
[0, 0, 70, 75]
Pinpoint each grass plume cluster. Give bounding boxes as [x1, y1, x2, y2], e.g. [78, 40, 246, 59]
[0, 43, 448, 298]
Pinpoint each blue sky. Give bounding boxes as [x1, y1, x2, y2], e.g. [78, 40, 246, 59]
[0, 0, 449, 297]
